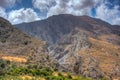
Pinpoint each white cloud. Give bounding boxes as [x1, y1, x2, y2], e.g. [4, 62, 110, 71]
[32, 0, 109, 20]
[113, 18, 120, 25]
[32, 0, 56, 12]
[32, 0, 102, 17]
[8, 8, 40, 24]
[96, 4, 120, 25]
[0, 7, 7, 18]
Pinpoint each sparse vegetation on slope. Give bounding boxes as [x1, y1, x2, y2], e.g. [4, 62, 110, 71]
[0, 59, 107, 80]
[0, 17, 57, 69]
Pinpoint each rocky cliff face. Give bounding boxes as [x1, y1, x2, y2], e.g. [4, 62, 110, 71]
[49, 29, 120, 79]
[15, 14, 120, 79]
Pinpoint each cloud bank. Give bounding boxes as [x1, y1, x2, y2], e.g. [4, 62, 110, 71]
[8, 8, 40, 24]
[32, 0, 120, 25]
[0, 0, 120, 25]
[32, 0, 99, 17]
[0, 0, 40, 24]
[96, 3, 120, 25]
[0, 7, 7, 18]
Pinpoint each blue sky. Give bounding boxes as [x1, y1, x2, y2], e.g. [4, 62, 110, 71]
[0, 0, 120, 25]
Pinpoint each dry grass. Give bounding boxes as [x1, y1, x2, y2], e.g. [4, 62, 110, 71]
[19, 75, 46, 80]
[52, 72, 58, 77]
[98, 34, 120, 46]
[61, 72, 68, 77]
[20, 75, 33, 80]
[1, 56, 27, 63]
[78, 37, 120, 79]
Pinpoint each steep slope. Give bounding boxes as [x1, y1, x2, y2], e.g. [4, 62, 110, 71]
[0, 17, 56, 67]
[15, 14, 120, 46]
[110, 25, 120, 36]
[49, 30, 120, 79]
[15, 14, 120, 79]
[15, 14, 113, 44]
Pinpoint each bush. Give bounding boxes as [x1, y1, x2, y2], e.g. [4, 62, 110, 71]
[0, 59, 10, 75]
[7, 65, 54, 77]
[45, 75, 65, 80]
[66, 73, 72, 79]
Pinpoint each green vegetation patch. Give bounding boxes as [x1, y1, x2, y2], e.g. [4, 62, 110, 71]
[0, 59, 108, 80]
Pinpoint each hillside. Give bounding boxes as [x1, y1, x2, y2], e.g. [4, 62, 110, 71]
[0, 18, 96, 80]
[15, 14, 120, 80]
[0, 17, 56, 67]
[110, 25, 120, 36]
[49, 30, 120, 79]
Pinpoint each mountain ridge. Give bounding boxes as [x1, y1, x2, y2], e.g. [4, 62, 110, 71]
[15, 14, 120, 47]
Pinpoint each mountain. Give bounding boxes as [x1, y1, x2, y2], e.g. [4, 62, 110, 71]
[15, 14, 112, 44]
[15, 14, 120, 79]
[0, 17, 93, 80]
[0, 17, 56, 67]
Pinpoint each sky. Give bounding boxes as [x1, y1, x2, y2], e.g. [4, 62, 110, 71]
[0, 0, 120, 25]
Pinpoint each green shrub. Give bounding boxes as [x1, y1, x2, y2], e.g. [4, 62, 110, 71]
[0, 59, 10, 75]
[101, 78, 108, 80]
[0, 62, 108, 80]
[67, 73, 72, 79]
[45, 75, 65, 80]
